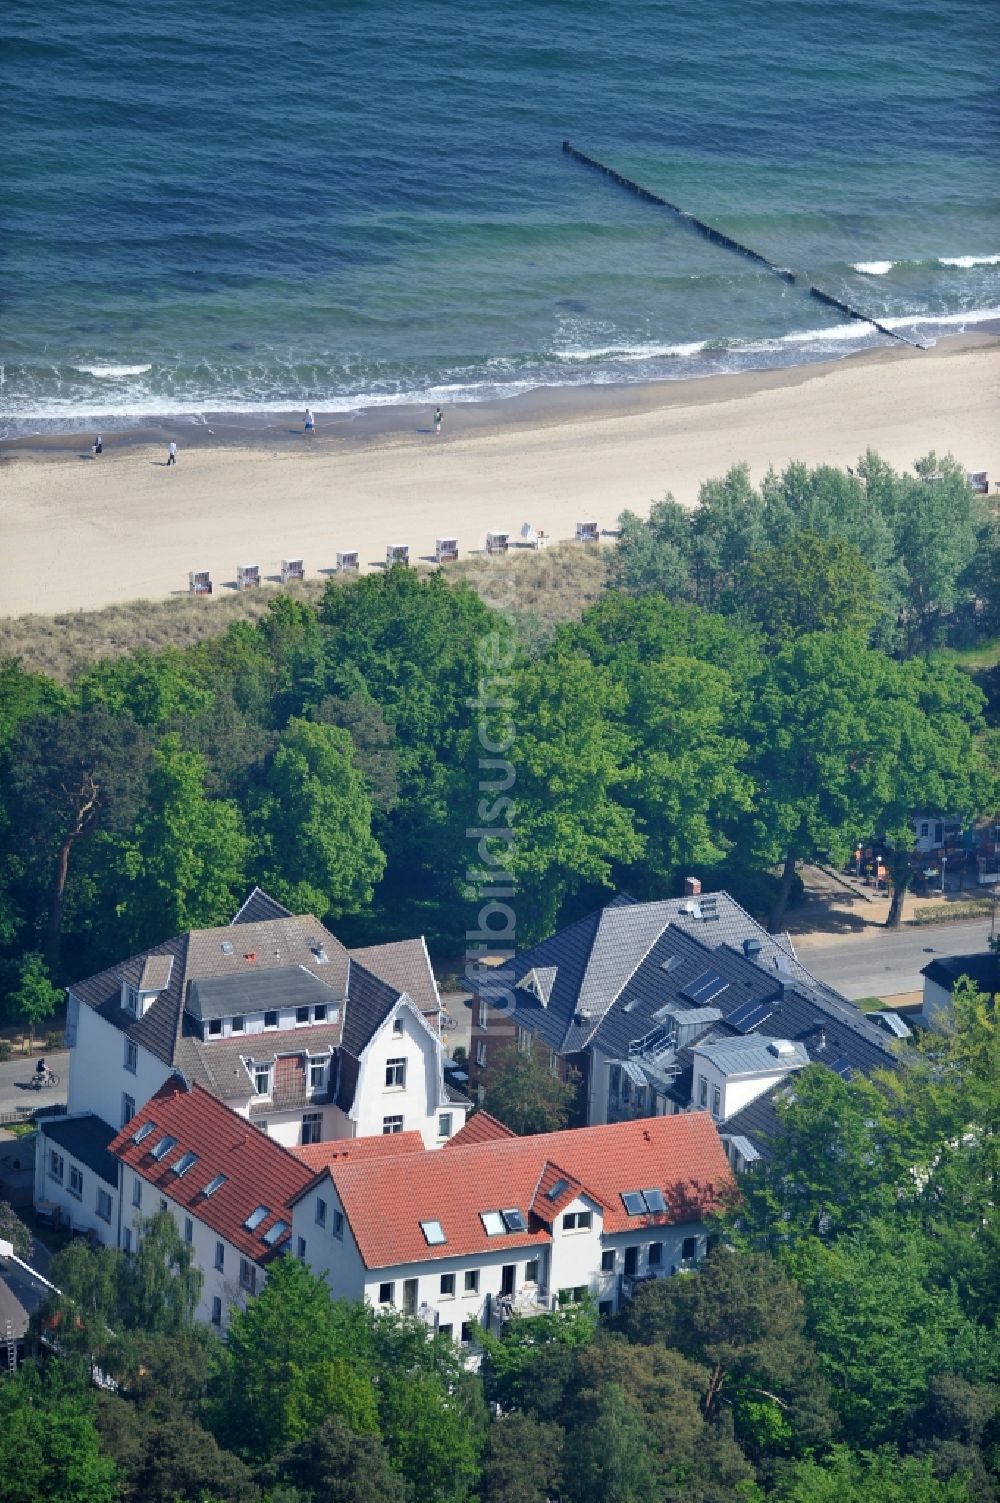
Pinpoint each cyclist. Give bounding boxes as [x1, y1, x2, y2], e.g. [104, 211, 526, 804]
[36, 1057, 47, 1081]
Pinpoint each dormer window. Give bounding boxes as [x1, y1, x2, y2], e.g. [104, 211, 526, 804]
[309, 1058, 328, 1091]
[231, 1016, 245, 1034]
[313, 1003, 327, 1023]
[253, 1063, 273, 1097]
[207, 1019, 223, 1038]
[264, 1011, 278, 1029]
[123, 984, 139, 1017]
[295, 1007, 310, 1026]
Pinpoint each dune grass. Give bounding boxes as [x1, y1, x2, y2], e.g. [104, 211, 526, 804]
[0, 543, 611, 682]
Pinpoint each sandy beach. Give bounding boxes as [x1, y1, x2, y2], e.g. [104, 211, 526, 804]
[2, 334, 997, 620]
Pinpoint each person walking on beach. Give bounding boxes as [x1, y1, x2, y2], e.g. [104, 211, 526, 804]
[94, 434, 103, 456]
[167, 441, 177, 466]
[434, 406, 443, 436]
[304, 408, 315, 434]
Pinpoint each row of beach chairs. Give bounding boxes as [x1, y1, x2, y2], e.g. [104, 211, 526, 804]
[188, 521, 602, 596]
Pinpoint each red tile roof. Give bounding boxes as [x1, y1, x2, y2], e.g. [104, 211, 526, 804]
[109, 1079, 314, 1265]
[326, 1112, 732, 1269]
[291, 1131, 426, 1170]
[445, 1111, 516, 1149]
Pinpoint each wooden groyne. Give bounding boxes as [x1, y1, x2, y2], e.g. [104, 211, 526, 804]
[562, 141, 920, 349]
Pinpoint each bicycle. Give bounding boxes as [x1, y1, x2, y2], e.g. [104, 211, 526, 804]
[28, 1070, 60, 1090]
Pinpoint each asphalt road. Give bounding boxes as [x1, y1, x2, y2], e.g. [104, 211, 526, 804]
[796, 919, 992, 1000]
[0, 1050, 69, 1119]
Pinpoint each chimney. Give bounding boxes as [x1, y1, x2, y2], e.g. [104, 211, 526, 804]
[683, 876, 702, 898]
[743, 938, 763, 960]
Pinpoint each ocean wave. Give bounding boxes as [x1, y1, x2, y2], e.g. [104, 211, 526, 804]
[851, 261, 896, 275]
[74, 363, 154, 378]
[555, 339, 707, 363]
[938, 254, 1000, 269]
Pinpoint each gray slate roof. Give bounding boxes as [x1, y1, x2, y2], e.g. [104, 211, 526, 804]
[922, 952, 999, 994]
[176, 1022, 343, 1102]
[349, 939, 441, 1017]
[40, 1113, 119, 1186]
[691, 1035, 810, 1077]
[232, 887, 294, 924]
[187, 965, 339, 1022]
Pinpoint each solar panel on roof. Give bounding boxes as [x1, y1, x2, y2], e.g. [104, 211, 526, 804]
[727, 999, 774, 1034]
[502, 1208, 527, 1232]
[681, 969, 729, 1006]
[621, 1191, 645, 1215]
[641, 1188, 667, 1213]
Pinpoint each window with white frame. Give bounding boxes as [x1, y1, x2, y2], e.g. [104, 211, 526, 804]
[440, 1272, 455, 1297]
[215, 1241, 225, 1271]
[48, 1149, 64, 1184]
[132, 1178, 142, 1208]
[239, 1258, 256, 1293]
[682, 1236, 698, 1262]
[264, 1010, 278, 1029]
[525, 1258, 539, 1284]
[711, 1085, 721, 1121]
[648, 1241, 663, 1267]
[295, 1006, 310, 1026]
[464, 1269, 479, 1294]
[333, 1209, 344, 1239]
[124, 986, 139, 1017]
[124, 1038, 138, 1073]
[392, 1016, 404, 1037]
[697, 1075, 708, 1108]
[383, 1115, 404, 1135]
[231, 1015, 245, 1034]
[378, 1281, 394, 1306]
[122, 1093, 136, 1126]
[475, 1042, 487, 1068]
[207, 1019, 223, 1037]
[601, 1248, 615, 1273]
[313, 1004, 327, 1023]
[253, 1062, 272, 1096]
[315, 1197, 327, 1228]
[302, 1112, 322, 1145]
[549, 1050, 559, 1077]
[437, 1112, 453, 1139]
[97, 1188, 113, 1223]
[385, 1058, 406, 1089]
[308, 1057, 327, 1091]
[68, 1165, 83, 1199]
[439, 1322, 453, 1339]
[563, 1210, 592, 1232]
[517, 1027, 532, 1054]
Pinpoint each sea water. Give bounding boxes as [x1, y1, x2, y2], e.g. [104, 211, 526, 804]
[3, 0, 997, 436]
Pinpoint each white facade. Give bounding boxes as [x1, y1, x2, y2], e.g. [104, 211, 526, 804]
[349, 1001, 464, 1149]
[66, 996, 172, 1133]
[118, 1162, 265, 1330]
[292, 1177, 710, 1341]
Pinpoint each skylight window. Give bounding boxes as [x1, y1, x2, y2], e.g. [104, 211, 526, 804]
[220, 941, 234, 955]
[502, 1208, 526, 1233]
[546, 1178, 570, 1201]
[262, 1219, 289, 1246]
[622, 1189, 668, 1215]
[641, 1188, 667, 1214]
[244, 1205, 270, 1231]
[203, 1173, 227, 1198]
[149, 1135, 177, 1161]
[480, 1211, 506, 1236]
[621, 1191, 646, 1215]
[132, 1122, 156, 1145]
[421, 1220, 447, 1246]
[172, 1151, 199, 1177]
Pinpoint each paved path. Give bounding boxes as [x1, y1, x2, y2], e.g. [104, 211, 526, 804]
[796, 919, 992, 1000]
[0, 1051, 69, 1119]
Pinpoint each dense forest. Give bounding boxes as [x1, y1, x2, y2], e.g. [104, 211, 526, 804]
[0, 451, 996, 1023]
[3, 977, 998, 1503]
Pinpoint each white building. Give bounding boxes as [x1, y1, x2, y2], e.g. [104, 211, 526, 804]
[290, 1109, 733, 1340]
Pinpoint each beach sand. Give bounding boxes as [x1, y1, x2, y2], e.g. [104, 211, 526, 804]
[1, 334, 997, 619]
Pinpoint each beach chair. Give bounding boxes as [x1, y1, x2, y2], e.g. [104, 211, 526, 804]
[966, 471, 988, 494]
[236, 564, 261, 590]
[486, 530, 509, 556]
[281, 557, 305, 583]
[576, 520, 600, 543]
[188, 569, 213, 596]
[436, 537, 459, 563]
[336, 550, 360, 574]
[386, 544, 409, 568]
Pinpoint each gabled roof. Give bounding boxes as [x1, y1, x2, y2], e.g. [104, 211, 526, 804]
[291, 1131, 425, 1170]
[232, 887, 293, 925]
[70, 913, 350, 1068]
[445, 1111, 516, 1149]
[340, 961, 403, 1060]
[691, 1035, 810, 1078]
[921, 953, 1000, 994]
[187, 965, 339, 1022]
[349, 938, 441, 1017]
[40, 1113, 119, 1186]
[109, 1079, 313, 1265]
[323, 1112, 732, 1269]
[530, 1161, 584, 1221]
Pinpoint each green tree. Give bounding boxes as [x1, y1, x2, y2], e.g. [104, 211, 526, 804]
[264, 1414, 404, 1503]
[743, 631, 901, 931]
[379, 1369, 486, 1503]
[0, 1200, 31, 1259]
[567, 1381, 659, 1503]
[125, 1411, 258, 1503]
[120, 1210, 203, 1334]
[735, 532, 880, 645]
[772, 1443, 971, 1503]
[0, 1372, 119, 1503]
[9, 951, 61, 1047]
[209, 1256, 378, 1461]
[76, 647, 213, 727]
[482, 1044, 579, 1136]
[255, 717, 386, 919]
[480, 1412, 565, 1503]
[510, 648, 643, 936]
[109, 734, 247, 950]
[689, 464, 767, 609]
[610, 495, 694, 598]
